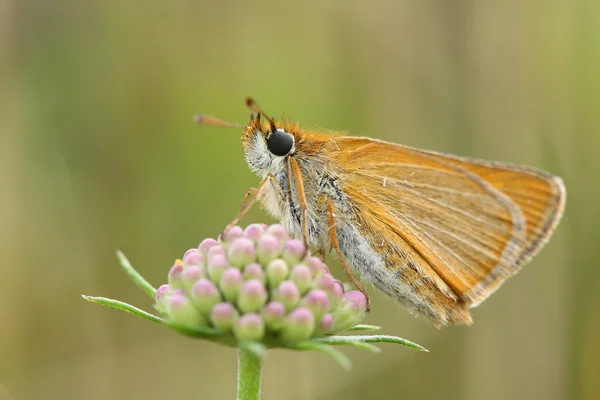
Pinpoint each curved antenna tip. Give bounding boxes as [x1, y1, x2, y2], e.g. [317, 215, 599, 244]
[194, 114, 243, 129]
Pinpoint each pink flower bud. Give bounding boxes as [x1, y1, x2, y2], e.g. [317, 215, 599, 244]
[301, 289, 330, 320]
[280, 307, 315, 341]
[266, 224, 290, 240]
[221, 225, 244, 243]
[228, 237, 256, 268]
[243, 263, 266, 283]
[237, 279, 268, 313]
[257, 234, 282, 264]
[190, 279, 221, 314]
[233, 313, 265, 341]
[273, 280, 300, 311]
[262, 301, 286, 331]
[207, 254, 229, 283]
[243, 224, 266, 242]
[210, 302, 239, 332]
[282, 239, 306, 265]
[266, 259, 289, 289]
[219, 268, 243, 302]
[290, 264, 312, 294]
[198, 238, 219, 255]
[182, 248, 204, 267]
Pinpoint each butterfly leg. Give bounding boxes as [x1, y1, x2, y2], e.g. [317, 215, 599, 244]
[324, 197, 371, 312]
[314, 247, 327, 261]
[222, 174, 284, 234]
[287, 157, 309, 248]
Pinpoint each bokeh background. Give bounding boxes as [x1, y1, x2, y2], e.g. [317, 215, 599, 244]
[1, 1, 599, 399]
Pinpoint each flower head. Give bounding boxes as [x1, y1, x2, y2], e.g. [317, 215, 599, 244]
[154, 224, 368, 344]
[84, 223, 426, 371]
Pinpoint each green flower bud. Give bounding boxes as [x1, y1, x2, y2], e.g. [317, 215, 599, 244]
[262, 301, 286, 331]
[166, 292, 206, 328]
[280, 307, 315, 341]
[219, 268, 243, 302]
[168, 262, 184, 290]
[233, 313, 265, 341]
[182, 248, 204, 267]
[207, 253, 229, 283]
[243, 263, 266, 284]
[273, 280, 300, 312]
[257, 234, 282, 264]
[282, 239, 306, 266]
[237, 279, 268, 313]
[181, 265, 205, 291]
[210, 302, 239, 332]
[300, 289, 330, 321]
[228, 237, 256, 268]
[266, 259, 289, 289]
[243, 224, 267, 243]
[190, 279, 221, 315]
[289, 264, 312, 294]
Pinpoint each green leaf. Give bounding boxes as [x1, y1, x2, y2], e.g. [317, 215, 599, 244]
[287, 341, 352, 370]
[319, 334, 428, 352]
[348, 324, 381, 332]
[82, 295, 163, 323]
[167, 322, 224, 340]
[117, 250, 157, 298]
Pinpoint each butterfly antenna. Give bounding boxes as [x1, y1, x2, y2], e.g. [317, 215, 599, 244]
[246, 97, 277, 132]
[193, 114, 243, 129]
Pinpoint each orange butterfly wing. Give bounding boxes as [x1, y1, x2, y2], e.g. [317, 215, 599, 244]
[322, 137, 565, 307]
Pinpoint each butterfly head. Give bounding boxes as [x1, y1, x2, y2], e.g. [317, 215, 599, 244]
[242, 98, 298, 176]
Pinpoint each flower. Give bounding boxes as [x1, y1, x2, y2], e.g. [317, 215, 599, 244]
[153, 224, 369, 343]
[83, 223, 426, 371]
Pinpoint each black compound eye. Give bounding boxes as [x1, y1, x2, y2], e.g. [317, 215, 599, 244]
[266, 129, 294, 156]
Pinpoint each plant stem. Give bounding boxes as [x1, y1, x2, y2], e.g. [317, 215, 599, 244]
[237, 347, 263, 400]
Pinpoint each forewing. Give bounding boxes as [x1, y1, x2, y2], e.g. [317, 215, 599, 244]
[323, 137, 565, 306]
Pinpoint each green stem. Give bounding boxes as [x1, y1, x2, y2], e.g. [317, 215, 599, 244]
[237, 347, 263, 400]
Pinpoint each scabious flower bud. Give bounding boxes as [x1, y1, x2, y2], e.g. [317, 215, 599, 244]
[257, 234, 282, 264]
[182, 248, 204, 267]
[330, 290, 368, 332]
[280, 307, 315, 341]
[273, 280, 301, 312]
[290, 264, 312, 294]
[198, 238, 219, 254]
[228, 237, 256, 268]
[243, 263, 266, 284]
[208, 245, 226, 258]
[300, 289, 330, 320]
[168, 262, 184, 289]
[219, 268, 243, 302]
[262, 301, 286, 331]
[221, 225, 244, 243]
[266, 259, 289, 288]
[190, 279, 221, 314]
[238, 279, 268, 313]
[234, 313, 265, 341]
[306, 256, 329, 278]
[155, 284, 171, 313]
[243, 224, 266, 243]
[266, 224, 289, 241]
[210, 302, 239, 332]
[314, 313, 334, 335]
[154, 224, 369, 346]
[181, 266, 204, 291]
[282, 239, 306, 265]
[166, 292, 207, 328]
[207, 253, 229, 283]
[315, 274, 344, 309]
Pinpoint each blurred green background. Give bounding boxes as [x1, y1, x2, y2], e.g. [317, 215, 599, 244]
[1, 1, 599, 399]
